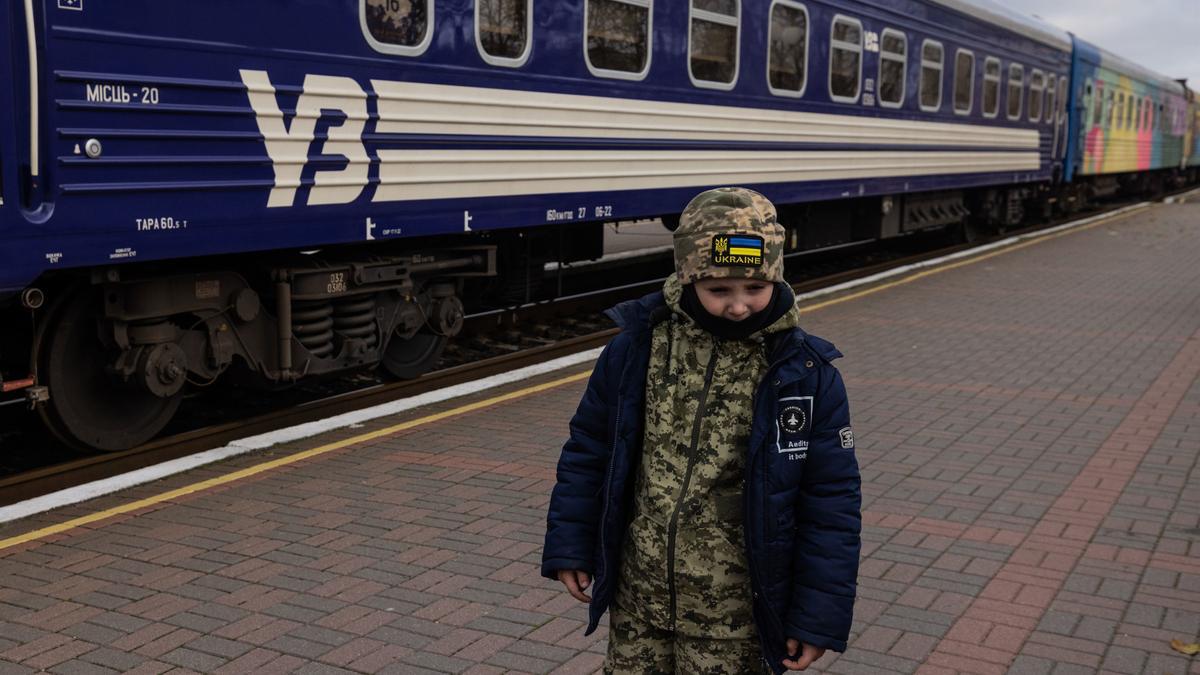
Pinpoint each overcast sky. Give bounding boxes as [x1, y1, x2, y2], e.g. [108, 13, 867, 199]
[1003, 0, 1200, 85]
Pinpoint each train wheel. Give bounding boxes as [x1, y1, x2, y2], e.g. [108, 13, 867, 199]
[959, 220, 985, 244]
[380, 332, 446, 379]
[36, 291, 182, 452]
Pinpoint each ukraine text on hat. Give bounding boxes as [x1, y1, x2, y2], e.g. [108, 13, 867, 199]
[712, 234, 764, 267]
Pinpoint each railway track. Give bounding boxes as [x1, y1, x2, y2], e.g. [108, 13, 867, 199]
[0, 196, 1176, 508]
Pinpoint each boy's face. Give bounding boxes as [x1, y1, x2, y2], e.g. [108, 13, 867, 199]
[693, 278, 774, 321]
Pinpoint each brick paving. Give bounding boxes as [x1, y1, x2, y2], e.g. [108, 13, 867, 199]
[1, 201, 1199, 674]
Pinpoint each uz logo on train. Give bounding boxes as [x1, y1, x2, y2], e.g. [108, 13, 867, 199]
[241, 70, 616, 225]
[241, 70, 431, 209]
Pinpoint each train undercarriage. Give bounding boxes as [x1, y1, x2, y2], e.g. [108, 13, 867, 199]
[6, 246, 495, 451]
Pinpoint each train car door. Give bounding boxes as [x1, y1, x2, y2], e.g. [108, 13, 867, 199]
[1054, 77, 1068, 164]
[1184, 88, 1198, 168]
[0, 0, 44, 300]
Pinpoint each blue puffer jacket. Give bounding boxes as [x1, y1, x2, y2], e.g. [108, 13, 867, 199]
[541, 289, 861, 671]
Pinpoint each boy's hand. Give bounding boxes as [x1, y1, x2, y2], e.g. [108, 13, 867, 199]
[782, 639, 825, 671]
[557, 570, 592, 603]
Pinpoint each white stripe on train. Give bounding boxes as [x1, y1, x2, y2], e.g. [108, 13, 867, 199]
[240, 70, 1043, 208]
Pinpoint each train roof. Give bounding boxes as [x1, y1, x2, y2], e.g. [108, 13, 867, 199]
[1074, 37, 1187, 93]
[929, 0, 1072, 52]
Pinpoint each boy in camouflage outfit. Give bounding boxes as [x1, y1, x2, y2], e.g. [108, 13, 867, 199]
[543, 188, 862, 674]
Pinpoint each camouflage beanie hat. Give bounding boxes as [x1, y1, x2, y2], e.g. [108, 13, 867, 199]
[673, 187, 786, 285]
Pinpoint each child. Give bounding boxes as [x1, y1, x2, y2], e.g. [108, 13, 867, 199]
[542, 187, 862, 674]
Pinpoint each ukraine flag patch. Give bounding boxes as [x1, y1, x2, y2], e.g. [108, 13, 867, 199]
[712, 234, 764, 267]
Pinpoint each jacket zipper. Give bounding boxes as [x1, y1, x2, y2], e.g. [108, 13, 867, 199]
[596, 398, 622, 587]
[666, 338, 720, 631]
[749, 356, 789, 633]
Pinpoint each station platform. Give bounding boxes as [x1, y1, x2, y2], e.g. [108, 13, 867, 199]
[2, 199, 1199, 675]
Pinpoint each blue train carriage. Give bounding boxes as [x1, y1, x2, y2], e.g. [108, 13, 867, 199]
[0, 0, 1068, 450]
[1066, 37, 1192, 196]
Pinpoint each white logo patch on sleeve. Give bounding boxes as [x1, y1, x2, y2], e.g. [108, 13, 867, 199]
[839, 427, 855, 449]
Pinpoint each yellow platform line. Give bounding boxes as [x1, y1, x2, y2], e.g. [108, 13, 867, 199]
[0, 203, 1148, 552]
[0, 370, 591, 552]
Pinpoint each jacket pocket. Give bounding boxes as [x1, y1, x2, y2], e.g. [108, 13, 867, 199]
[768, 488, 799, 541]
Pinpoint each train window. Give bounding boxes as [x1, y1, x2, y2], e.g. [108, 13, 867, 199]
[1125, 95, 1134, 130]
[1044, 75, 1056, 125]
[1116, 92, 1125, 129]
[586, 0, 652, 79]
[767, 0, 809, 96]
[690, 0, 741, 88]
[953, 49, 974, 115]
[477, 0, 531, 66]
[829, 16, 863, 102]
[983, 57, 1001, 118]
[1029, 70, 1044, 122]
[1106, 90, 1115, 129]
[361, 0, 433, 56]
[1006, 64, 1023, 120]
[919, 40, 943, 112]
[878, 28, 906, 108]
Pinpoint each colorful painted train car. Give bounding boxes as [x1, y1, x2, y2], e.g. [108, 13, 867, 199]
[1067, 38, 1190, 191]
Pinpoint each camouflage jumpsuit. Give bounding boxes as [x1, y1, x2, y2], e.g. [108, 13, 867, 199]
[605, 275, 800, 675]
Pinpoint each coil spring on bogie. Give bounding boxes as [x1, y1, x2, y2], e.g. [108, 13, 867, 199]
[333, 295, 378, 349]
[292, 300, 335, 358]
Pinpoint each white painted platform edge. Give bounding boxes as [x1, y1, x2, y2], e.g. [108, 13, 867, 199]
[0, 199, 1157, 524]
[794, 201, 1151, 304]
[1163, 186, 1200, 204]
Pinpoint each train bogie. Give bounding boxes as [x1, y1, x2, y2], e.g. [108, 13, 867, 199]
[30, 247, 494, 450]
